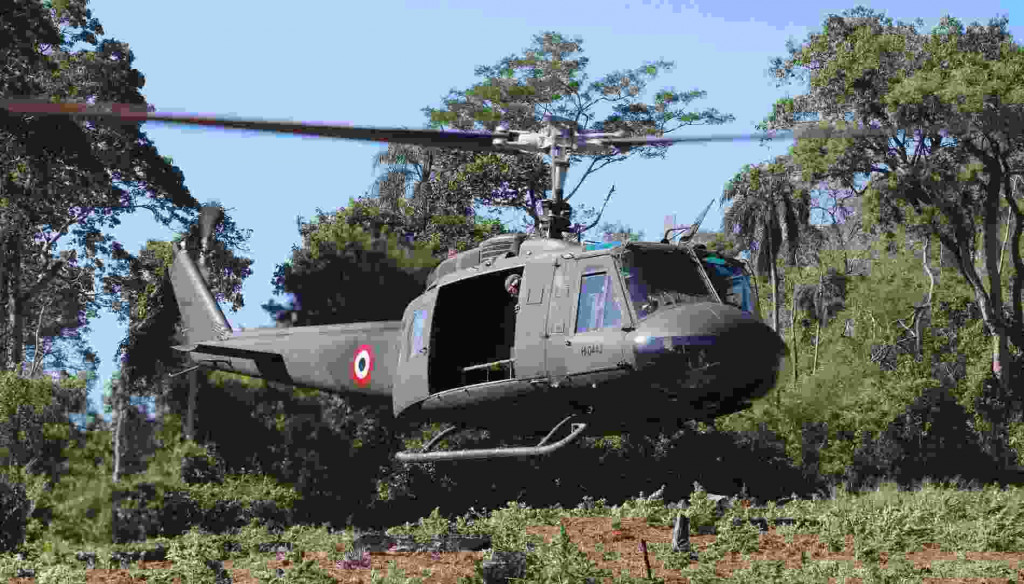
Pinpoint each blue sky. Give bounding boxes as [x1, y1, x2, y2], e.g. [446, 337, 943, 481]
[75, 0, 1020, 419]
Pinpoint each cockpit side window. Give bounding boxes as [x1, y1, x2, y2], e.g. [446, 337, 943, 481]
[575, 272, 623, 333]
[703, 258, 755, 314]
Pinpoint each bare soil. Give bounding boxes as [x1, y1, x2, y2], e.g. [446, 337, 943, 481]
[7, 516, 1024, 583]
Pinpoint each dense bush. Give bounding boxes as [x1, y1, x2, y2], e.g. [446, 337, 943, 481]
[180, 450, 226, 485]
[110, 482, 161, 544]
[0, 474, 30, 554]
[844, 384, 1004, 492]
[159, 490, 202, 538]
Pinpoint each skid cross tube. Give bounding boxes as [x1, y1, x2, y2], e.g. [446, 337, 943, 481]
[396, 415, 588, 462]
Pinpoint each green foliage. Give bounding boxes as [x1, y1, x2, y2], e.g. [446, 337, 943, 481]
[304, 202, 440, 269]
[761, 8, 1024, 400]
[422, 31, 733, 233]
[0, 474, 29, 554]
[682, 485, 718, 534]
[719, 220, 1021, 483]
[472, 502, 546, 554]
[23, 410, 301, 549]
[164, 527, 221, 584]
[523, 523, 611, 584]
[35, 564, 86, 584]
[36, 422, 116, 546]
[1, 0, 201, 382]
[416, 507, 450, 542]
[0, 371, 56, 421]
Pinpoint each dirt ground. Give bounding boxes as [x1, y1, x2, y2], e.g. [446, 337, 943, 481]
[7, 516, 1024, 583]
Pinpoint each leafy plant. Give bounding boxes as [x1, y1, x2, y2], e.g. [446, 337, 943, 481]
[35, 564, 86, 584]
[520, 523, 610, 584]
[683, 485, 717, 534]
[164, 527, 222, 584]
[0, 473, 30, 554]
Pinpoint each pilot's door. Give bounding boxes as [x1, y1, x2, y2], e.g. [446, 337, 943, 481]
[547, 256, 630, 382]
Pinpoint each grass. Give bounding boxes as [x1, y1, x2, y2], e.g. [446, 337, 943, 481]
[2, 475, 1024, 583]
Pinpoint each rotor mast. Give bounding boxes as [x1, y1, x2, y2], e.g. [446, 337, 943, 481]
[541, 118, 574, 239]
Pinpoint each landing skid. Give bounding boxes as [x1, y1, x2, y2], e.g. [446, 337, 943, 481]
[395, 414, 588, 463]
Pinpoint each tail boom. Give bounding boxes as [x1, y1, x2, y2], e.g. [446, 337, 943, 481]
[169, 239, 398, 401]
[175, 322, 400, 399]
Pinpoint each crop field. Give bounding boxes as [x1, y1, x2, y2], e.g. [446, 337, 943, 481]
[3, 478, 1024, 584]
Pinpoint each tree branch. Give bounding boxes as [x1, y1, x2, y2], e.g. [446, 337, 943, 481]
[564, 156, 602, 201]
[565, 155, 620, 201]
[18, 258, 65, 304]
[578, 185, 616, 235]
[27, 298, 52, 379]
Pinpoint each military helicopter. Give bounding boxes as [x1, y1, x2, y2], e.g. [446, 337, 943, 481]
[1, 99, 884, 462]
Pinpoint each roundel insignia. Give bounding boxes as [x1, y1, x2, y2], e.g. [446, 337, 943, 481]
[350, 345, 375, 387]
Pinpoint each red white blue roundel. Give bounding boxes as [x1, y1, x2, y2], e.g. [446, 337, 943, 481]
[350, 345, 375, 387]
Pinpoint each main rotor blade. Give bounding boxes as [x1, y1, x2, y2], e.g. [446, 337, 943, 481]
[0, 99, 505, 151]
[599, 124, 946, 146]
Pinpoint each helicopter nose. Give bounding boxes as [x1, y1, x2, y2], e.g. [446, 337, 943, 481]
[631, 302, 786, 416]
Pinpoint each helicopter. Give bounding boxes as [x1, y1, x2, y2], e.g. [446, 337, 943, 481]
[0, 99, 892, 463]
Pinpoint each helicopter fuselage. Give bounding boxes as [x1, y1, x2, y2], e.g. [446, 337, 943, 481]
[171, 231, 786, 441]
[391, 234, 787, 437]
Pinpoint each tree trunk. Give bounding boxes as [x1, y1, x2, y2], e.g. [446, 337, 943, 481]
[916, 238, 935, 359]
[0, 233, 6, 357]
[185, 368, 198, 441]
[1004, 174, 1024, 354]
[812, 274, 823, 375]
[112, 383, 124, 483]
[789, 281, 798, 403]
[981, 181, 1011, 394]
[5, 235, 23, 374]
[768, 220, 780, 333]
[999, 205, 1011, 276]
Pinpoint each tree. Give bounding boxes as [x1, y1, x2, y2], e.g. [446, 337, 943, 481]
[101, 203, 253, 449]
[807, 179, 864, 272]
[761, 7, 1024, 393]
[1, 0, 198, 381]
[721, 155, 812, 332]
[0, 368, 88, 504]
[262, 201, 445, 327]
[596, 221, 644, 243]
[422, 31, 734, 233]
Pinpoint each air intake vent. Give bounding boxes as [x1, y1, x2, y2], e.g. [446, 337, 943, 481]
[479, 233, 527, 261]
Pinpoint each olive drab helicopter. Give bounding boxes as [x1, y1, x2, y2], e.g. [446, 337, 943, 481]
[1, 98, 891, 463]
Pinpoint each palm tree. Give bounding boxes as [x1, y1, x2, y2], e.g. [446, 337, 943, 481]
[368, 143, 437, 214]
[720, 155, 811, 332]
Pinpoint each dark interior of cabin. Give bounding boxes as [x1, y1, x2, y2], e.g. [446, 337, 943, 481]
[428, 267, 524, 392]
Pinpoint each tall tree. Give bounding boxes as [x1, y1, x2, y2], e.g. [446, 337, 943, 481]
[808, 179, 864, 271]
[761, 7, 1024, 392]
[422, 31, 734, 233]
[720, 155, 812, 332]
[1, 0, 198, 379]
[101, 203, 253, 443]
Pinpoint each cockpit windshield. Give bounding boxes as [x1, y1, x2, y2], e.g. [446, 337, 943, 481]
[619, 248, 757, 320]
[620, 249, 713, 319]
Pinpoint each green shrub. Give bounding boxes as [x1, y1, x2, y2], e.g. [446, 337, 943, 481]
[0, 474, 29, 553]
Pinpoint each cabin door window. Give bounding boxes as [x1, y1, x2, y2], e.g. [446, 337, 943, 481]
[575, 273, 623, 333]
